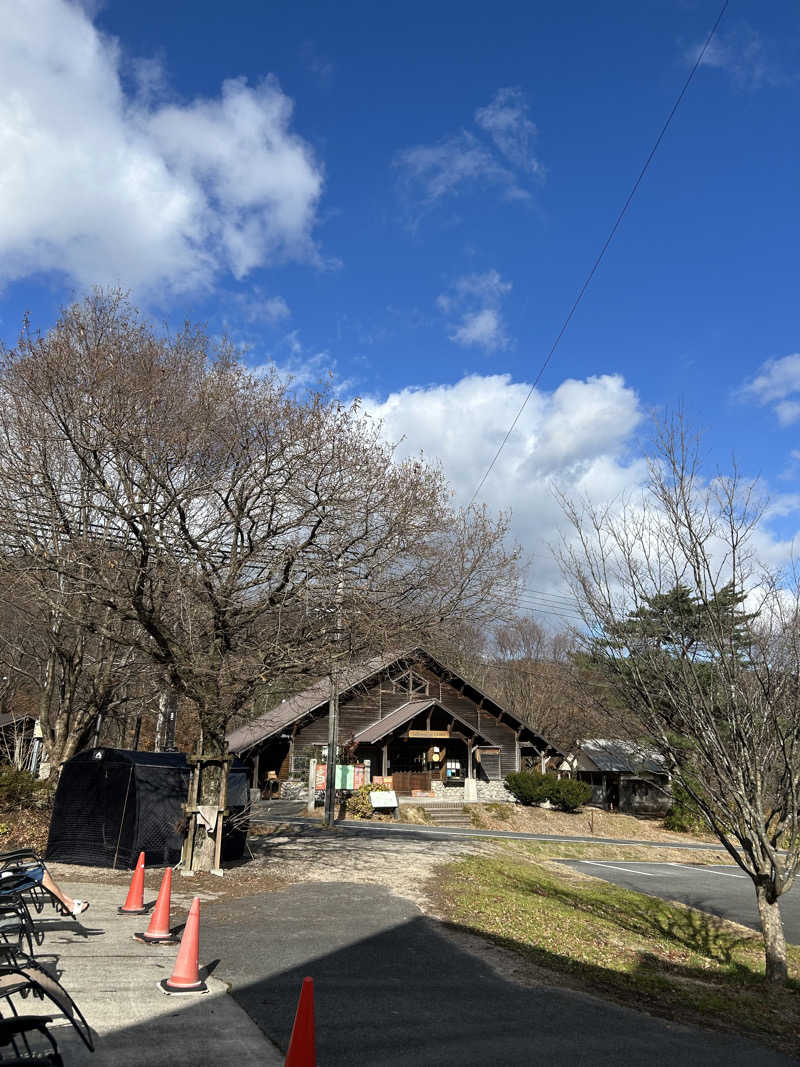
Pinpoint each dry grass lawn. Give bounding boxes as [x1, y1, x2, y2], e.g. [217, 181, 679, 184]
[467, 801, 714, 844]
[431, 850, 800, 1056]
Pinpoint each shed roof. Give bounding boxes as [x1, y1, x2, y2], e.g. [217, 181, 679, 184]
[0, 711, 36, 730]
[577, 739, 666, 776]
[352, 699, 497, 746]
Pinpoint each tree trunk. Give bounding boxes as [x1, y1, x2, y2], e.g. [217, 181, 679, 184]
[184, 721, 228, 874]
[156, 687, 178, 751]
[755, 883, 787, 984]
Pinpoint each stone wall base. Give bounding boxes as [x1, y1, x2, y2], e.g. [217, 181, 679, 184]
[280, 779, 305, 800]
[431, 780, 516, 804]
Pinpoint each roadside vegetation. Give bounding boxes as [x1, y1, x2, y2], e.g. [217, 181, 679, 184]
[0, 767, 53, 853]
[504, 770, 592, 811]
[433, 850, 800, 1055]
[463, 801, 715, 845]
[560, 419, 800, 983]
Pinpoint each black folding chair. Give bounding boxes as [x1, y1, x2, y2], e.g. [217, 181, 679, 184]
[0, 856, 56, 919]
[0, 947, 93, 1057]
[0, 1015, 63, 1064]
[0, 907, 35, 960]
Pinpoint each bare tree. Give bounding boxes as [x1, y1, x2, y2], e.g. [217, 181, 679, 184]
[0, 291, 519, 870]
[559, 419, 800, 984]
[0, 568, 143, 774]
[490, 619, 575, 744]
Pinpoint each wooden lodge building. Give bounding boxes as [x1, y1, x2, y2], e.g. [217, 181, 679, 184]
[227, 648, 561, 801]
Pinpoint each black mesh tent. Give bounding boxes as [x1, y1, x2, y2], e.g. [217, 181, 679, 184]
[45, 748, 249, 869]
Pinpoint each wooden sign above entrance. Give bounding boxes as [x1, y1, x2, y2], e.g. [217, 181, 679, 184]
[408, 730, 450, 739]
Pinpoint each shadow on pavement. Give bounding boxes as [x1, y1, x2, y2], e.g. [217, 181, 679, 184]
[199, 882, 796, 1066]
[48, 869, 799, 1067]
[56, 908, 796, 1067]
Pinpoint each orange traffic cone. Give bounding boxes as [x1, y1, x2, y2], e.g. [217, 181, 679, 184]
[134, 868, 178, 944]
[118, 852, 147, 915]
[285, 977, 316, 1067]
[158, 897, 207, 995]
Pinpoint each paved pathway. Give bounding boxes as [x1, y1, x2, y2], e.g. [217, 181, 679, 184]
[561, 859, 800, 942]
[203, 880, 796, 1066]
[31, 882, 282, 1066]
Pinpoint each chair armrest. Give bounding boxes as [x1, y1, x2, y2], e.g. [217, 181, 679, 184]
[0, 1014, 55, 1040]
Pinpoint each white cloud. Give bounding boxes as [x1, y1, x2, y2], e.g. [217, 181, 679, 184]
[689, 25, 785, 90]
[452, 309, 506, 350]
[394, 133, 522, 212]
[437, 270, 512, 352]
[394, 87, 542, 225]
[364, 372, 646, 594]
[0, 0, 324, 294]
[261, 296, 291, 323]
[232, 289, 291, 325]
[740, 353, 800, 424]
[249, 329, 355, 397]
[364, 371, 800, 622]
[474, 88, 544, 176]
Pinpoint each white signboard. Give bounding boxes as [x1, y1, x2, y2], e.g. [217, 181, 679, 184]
[370, 790, 398, 809]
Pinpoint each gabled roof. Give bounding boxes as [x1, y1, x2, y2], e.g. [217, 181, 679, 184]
[0, 711, 36, 730]
[227, 646, 563, 756]
[227, 651, 396, 754]
[352, 699, 498, 747]
[577, 739, 666, 776]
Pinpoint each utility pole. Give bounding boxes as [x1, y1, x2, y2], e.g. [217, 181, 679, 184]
[323, 558, 344, 828]
[323, 670, 339, 826]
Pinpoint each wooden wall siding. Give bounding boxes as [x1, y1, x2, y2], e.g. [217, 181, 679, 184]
[480, 753, 501, 779]
[270, 656, 524, 781]
[500, 750, 518, 777]
[292, 684, 414, 745]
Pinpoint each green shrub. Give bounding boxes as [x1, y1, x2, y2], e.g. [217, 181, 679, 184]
[504, 771, 556, 806]
[345, 782, 390, 819]
[550, 777, 593, 812]
[663, 784, 705, 833]
[0, 767, 52, 810]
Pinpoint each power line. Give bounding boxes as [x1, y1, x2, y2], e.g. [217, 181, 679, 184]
[469, 0, 729, 506]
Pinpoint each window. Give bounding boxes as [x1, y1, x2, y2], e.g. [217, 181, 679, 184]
[291, 744, 319, 778]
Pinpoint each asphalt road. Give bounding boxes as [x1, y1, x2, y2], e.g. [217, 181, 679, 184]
[203, 881, 795, 1066]
[253, 807, 732, 852]
[561, 859, 800, 943]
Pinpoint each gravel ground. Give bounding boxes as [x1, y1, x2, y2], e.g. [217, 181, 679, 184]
[43, 822, 477, 911]
[244, 823, 479, 907]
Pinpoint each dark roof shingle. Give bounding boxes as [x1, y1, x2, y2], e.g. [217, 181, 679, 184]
[578, 739, 666, 775]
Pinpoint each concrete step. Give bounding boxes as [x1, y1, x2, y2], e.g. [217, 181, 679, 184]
[425, 808, 473, 828]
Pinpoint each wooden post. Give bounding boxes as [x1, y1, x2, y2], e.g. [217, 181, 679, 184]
[251, 750, 260, 791]
[382, 743, 388, 776]
[181, 756, 200, 873]
[211, 757, 232, 876]
[307, 759, 317, 814]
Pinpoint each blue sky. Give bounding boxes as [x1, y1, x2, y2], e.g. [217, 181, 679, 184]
[2, 0, 799, 615]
